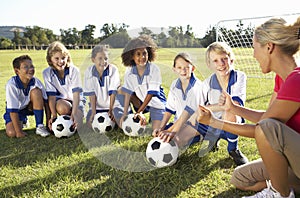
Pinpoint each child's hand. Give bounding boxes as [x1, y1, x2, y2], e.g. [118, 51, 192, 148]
[134, 112, 147, 126]
[48, 117, 56, 131]
[120, 114, 127, 128]
[16, 130, 27, 138]
[152, 128, 162, 137]
[158, 130, 176, 143]
[108, 110, 115, 122]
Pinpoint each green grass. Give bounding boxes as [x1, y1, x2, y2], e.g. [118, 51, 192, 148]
[0, 49, 289, 198]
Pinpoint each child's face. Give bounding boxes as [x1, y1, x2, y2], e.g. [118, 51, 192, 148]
[173, 57, 194, 80]
[208, 51, 232, 76]
[92, 51, 109, 73]
[15, 59, 35, 82]
[50, 52, 68, 71]
[133, 48, 148, 67]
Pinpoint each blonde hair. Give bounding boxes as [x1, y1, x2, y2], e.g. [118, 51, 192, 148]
[46, 41, 72, 68]
[205, 42, 235, 67]
[254, 16, 300, 56]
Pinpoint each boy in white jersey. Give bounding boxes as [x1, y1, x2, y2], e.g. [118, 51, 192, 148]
[84, 45, 120, 127]
[114, 34, 166, 131]
[159, 42, 248, 166]
[43, 41, 84, 131]
[152, 52, 204, 147]
[3, 55, 50, 138]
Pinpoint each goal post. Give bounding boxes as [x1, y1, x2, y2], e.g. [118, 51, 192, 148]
[216, 13, 300, 79]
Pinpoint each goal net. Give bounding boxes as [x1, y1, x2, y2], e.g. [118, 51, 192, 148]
[216, 13, 300, 79]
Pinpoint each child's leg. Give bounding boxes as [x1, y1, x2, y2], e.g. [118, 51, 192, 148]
[30, 88, 45, 126]
[222, 131, 239, 152]
[175, 124, 201, 148]
[56, 99, 72, 115]
[73, 109, 84, 129]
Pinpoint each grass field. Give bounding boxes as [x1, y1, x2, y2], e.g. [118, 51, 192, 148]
[0, 49, 285, 198]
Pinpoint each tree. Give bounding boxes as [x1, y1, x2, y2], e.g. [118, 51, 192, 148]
[0, 37, 13, 49]
[81, 24, 96, 46]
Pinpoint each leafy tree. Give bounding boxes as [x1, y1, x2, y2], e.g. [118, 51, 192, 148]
[0, 37, 13, 49]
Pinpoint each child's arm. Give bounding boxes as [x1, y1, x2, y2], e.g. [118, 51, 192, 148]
[88, 95, 96, 124]
[109, 93, 116, 121]
[135, 94, 153, 125]
[44, 100, 51, 129]
[71, 91, 80, 120]
[152, 111, 172, 137]
[158, 110, 190, 142]
[48, 95, 57, 127]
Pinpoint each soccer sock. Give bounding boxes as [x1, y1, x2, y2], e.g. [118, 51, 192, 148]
[33, 109, 44, 127]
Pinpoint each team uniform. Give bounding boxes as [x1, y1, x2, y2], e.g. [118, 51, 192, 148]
[166, 73, 203, 122]
[118, 62, 166, 121]
[42, 65, 85, 110]
[83, 64, 120, 120]
[3, 76, 48, 125]
[185, 69, 247, 152]
[231, 67, 300, 189]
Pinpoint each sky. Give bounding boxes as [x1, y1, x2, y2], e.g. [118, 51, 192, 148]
[1, 0, 299, 38]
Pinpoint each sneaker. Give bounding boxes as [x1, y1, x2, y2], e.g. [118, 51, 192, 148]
[36, 124, 50, 137]
[229, 149, 249, 166]
[242, 180, 295, 198]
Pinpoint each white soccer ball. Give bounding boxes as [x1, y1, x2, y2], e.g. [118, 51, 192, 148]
[121, 113, 146, 136]
[146, 137, 179, 168]
[52, 115, 76, 138]
[92, 112, 115, 133]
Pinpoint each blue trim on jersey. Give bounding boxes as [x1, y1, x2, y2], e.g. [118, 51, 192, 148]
[53, 67, 70, 85]
[232, 96, 244, 107]
[165, 108, 176, 115]
[132, 62, 150, 84]
[148, 90, 159, 96]
[156, 86, 167, 103]
[121, 87, 134, 95]
[184, 105, 195, 115]
[91, 65, 110, 87]
[72, 87, 83, 93]
[210, 70, 237, 94]
[174, 73, 197, 100]
[14, 76, 36, 96]
[108, 90, 117, 95]
[83, 91, 95, 96]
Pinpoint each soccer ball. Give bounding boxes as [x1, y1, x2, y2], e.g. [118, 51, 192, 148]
[92, 112, 115, 133]
[146, 137, 179, 168]
[52, 115, 76, 138]
[121, 113, 146, 136]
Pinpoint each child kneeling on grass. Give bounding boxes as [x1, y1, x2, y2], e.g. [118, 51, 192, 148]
[3, 55, 50, 138]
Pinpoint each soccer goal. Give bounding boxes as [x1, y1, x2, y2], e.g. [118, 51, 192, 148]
[216, 13, 300, 78]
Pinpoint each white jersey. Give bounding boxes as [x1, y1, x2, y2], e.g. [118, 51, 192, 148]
[166, 73, 202, 121]
[42, 65, 83, 101]
[200, 69, 246, 119]
[5, 75, 47, 111]
[83, 64, 120, 111]
[121, 62, 166, 109]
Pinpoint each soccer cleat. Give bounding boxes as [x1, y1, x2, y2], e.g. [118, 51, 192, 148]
[242, 180, 295, 198]
[36, 124, 50, 137]
[229, 149, 249, 166]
